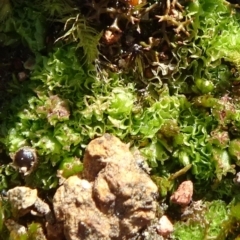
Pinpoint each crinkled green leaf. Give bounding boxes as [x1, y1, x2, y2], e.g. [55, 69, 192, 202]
[212, 148, 235, 181]
[229, 139, 240, 165]
[173, 200, 229, 240]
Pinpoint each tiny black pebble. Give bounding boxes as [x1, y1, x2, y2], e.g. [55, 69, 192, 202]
[14, 149, 35, 169]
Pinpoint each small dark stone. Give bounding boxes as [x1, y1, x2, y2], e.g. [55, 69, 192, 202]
[13, 147, 38, 176]
[14, 148, 36, 171]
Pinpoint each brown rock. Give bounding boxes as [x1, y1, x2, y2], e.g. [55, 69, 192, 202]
[53, 134, 159, 240]
[7, 187, 38, 217]
[53, 176, 112, 240]
[156, 215, 174, 237]
[82, 133, 133, 181]
[7, 186, 53, 222]
[170, 180, 193, 206]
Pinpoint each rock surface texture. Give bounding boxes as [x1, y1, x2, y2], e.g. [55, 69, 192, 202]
[53, 134, 159, 240]
[7, 186, 52, 219]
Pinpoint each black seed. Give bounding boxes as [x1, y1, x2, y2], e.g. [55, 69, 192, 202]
[14, 148, 35, 169]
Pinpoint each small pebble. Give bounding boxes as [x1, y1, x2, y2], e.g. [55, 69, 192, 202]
[170, 180, 193, 206]
[156, 215, 174, 237]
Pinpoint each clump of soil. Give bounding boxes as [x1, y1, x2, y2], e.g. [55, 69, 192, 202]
[53, 134, 159, 239]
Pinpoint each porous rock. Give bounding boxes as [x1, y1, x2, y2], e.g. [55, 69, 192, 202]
[53, 134, 159, 240]
[7, 186, 52, 219]
[7, 187, 38, 217]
